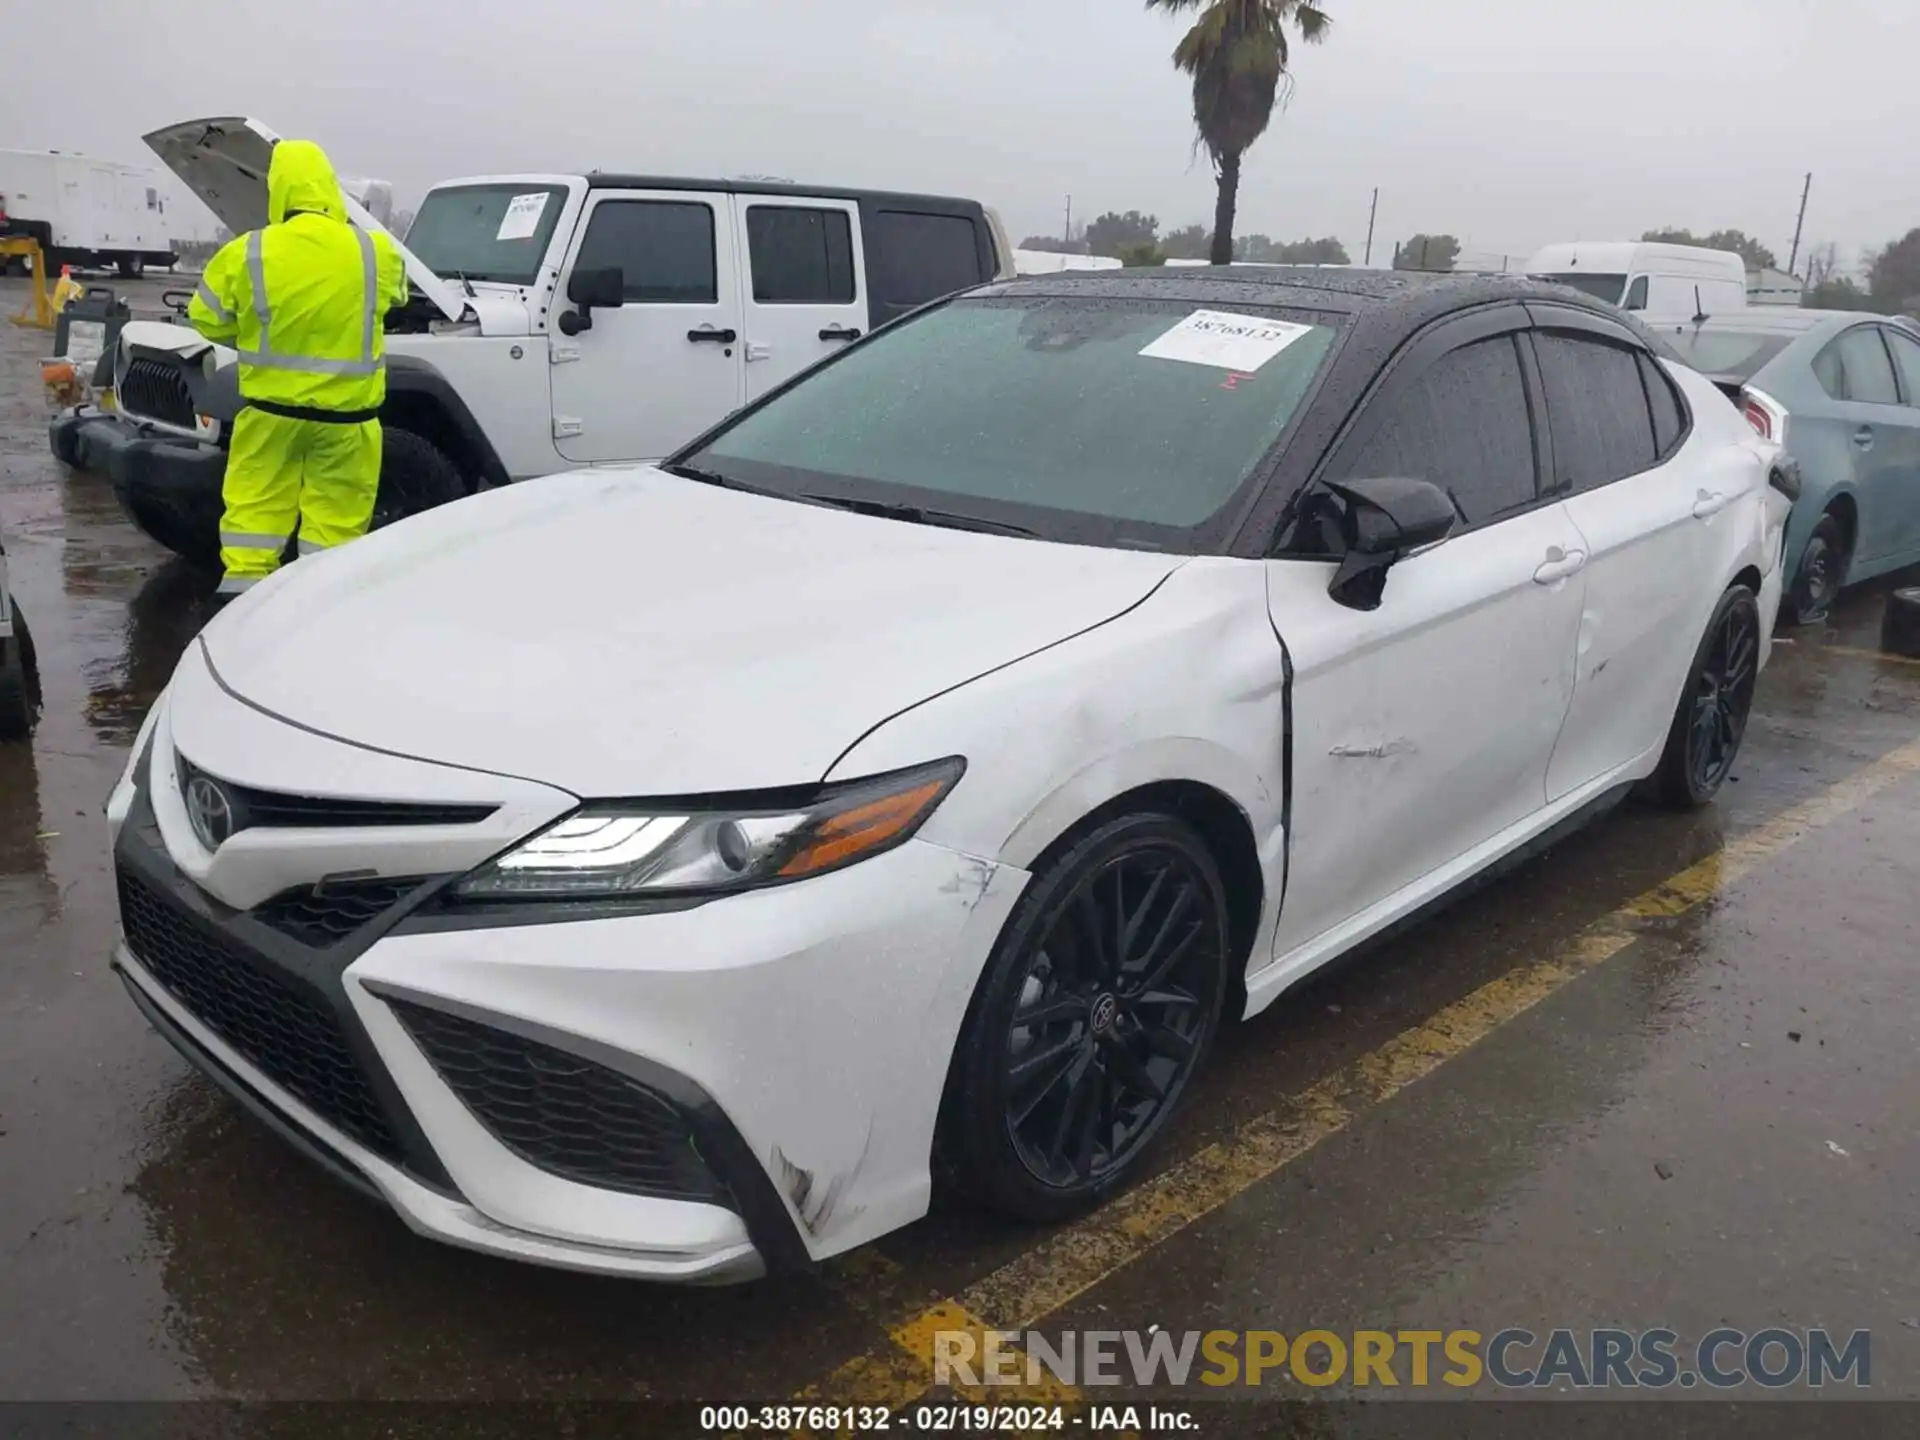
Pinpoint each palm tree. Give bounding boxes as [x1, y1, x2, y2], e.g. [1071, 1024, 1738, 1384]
[1146, 0, 1332, 265]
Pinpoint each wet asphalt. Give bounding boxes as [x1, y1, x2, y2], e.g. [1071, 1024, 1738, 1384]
[1, 275, 1916, 1427]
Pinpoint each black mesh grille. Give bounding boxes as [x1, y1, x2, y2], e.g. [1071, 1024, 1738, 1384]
[117, 866, 400, 1160]
[120, 357, 195, 428]
[253, 877, 427, 948]
[390, 1000, 725, 1204]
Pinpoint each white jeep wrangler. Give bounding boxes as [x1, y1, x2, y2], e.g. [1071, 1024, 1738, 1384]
[51, 117, 1014, 563]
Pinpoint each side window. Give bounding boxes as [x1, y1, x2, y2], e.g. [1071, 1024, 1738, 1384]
[1812, 342, 1845, 399]
[1638, 352, 1687, 457]
[1339, 336, 1539, 526]
[1623, 276, 1649, 312]
[870, 211, 985, 311]
[1833, 326, 1900, 405]
[1532, 332, 1659, 491]
[574, 200, 716, 304]
[1887, 327, 1920, 405]
[745, 206, 855, 304]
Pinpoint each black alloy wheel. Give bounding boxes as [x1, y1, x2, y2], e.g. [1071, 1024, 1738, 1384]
[942, 813, 1230, 1221]
[1652, 585, 1760, 809]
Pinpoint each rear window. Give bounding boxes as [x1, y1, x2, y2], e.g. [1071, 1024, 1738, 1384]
[869, 212, 986, 312]
[686, 297, 1341, 545]
[1539, 273, 1627, 304]
[1662, 328, 1797, 382]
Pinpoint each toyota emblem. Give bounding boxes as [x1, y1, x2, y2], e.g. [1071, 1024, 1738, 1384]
[185, 774, 235, 851]
[1089, 992, 1120, 1037]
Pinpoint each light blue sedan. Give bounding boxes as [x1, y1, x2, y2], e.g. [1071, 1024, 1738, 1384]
[1659, 310, 1920, 622]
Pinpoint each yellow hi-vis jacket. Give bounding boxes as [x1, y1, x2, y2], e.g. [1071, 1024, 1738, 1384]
[188, 140, 410, 414]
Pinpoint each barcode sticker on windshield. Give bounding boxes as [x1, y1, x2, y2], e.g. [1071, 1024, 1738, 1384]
[1139, 309, 1314, 373]
[496, 192, 550, 241]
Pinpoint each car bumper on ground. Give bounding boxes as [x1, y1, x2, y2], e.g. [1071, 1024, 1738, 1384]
[50, 407, 224, 553]
[109, 689, 1026, 1282]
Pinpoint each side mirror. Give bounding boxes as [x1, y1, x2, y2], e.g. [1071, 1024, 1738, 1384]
[557, 266, 625, 336]
[1317, 476, 1459, 611]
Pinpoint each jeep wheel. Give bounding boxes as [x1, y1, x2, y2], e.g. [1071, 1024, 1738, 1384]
[373, 429, 466, 532]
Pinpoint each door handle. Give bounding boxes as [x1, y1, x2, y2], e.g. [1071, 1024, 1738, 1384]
[1691, 489, 1730, 520]
[1852, 425, 1875, 451]
[819, 325, 863, 342]
[1533, 547, 1588, 584]
[687, 326, 737, 344]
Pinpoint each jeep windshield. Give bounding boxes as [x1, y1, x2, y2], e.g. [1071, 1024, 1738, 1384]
[677, 294, 1341, 552]
[404, 183, 568, 286]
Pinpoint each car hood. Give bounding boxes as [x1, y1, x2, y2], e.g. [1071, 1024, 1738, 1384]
[201, 468, 1185, 797]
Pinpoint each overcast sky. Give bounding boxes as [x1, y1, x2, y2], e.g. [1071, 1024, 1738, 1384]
[7, 0, 1916, 270]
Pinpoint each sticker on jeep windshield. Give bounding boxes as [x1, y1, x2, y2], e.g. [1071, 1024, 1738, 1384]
[1138, 309, 1314, 373]
[496, 192, 551, 242]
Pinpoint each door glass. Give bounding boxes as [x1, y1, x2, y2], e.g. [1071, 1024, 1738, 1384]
[746, 207, 855, 303]
[575, 200, 716, 303]
[1339, 337, 1538, 525]
[1623, 276, 1650, 311]
[870, 212, 984, 311]
[1639, 353, 1687, 456]
[1834, 326, 1900, 405]
[1888, 327, 1920, 405]
[1533, 333, 1659, 491]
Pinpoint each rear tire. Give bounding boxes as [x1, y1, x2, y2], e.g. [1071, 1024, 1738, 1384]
[1783, 512, 1850, 626]
[372, 428, 467, 532]
[1651, 585, 1760, 809]
[116, 255, 145, 280]
[1883, 587, 1920, 659]
[0, 608, 40, 742]
[939, 812, 1231, 1222]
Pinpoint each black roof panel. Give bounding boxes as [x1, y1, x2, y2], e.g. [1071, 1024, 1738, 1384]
[583, 173, 985, 211]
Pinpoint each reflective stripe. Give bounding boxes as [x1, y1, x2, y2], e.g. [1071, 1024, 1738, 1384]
[296, 537, 330, 556]
[245, 230, 271, 351]
[356, 227, 378, 363]
[236, 349, 384, 376]
[215, 575, 259, 595]
[195, 280, 233, 324]
[220, 530, 288, 550]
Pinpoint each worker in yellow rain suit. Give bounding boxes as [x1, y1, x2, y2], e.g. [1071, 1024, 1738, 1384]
[188, 140, 410, 600]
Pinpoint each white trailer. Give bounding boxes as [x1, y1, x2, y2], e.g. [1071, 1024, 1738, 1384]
[0, 149, 177, 277]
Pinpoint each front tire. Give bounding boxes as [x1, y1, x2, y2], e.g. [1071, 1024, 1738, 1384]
[372, 428, 466, 532]
[1651, 585, 1760, 809]
[941, 813, 1231, 1222]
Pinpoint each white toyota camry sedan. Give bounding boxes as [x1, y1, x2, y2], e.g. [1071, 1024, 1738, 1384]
[108, 268, 1795, 1282]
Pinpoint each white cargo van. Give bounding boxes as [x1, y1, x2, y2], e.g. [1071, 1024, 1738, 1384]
[0, 149, 176, 277]
[1523, 242, 1748, 320]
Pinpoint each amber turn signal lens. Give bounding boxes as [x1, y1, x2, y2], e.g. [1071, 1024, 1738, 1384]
[778, 780, 948, 877]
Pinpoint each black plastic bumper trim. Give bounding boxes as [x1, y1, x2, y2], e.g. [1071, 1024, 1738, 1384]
[364, 981, 815, 1276]
[117, 963, 385, 1206]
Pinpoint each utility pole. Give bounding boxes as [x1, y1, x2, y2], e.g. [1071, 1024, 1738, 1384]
[1787, 173, 1812, 276]
[1064, 194, 1072, 247]
[1364, 187, 1379, 267]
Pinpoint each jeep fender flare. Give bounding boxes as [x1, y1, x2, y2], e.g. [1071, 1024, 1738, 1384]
[381, 355, 511, 492]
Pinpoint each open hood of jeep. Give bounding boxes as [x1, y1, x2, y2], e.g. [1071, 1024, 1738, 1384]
[144, 116, 466, 324]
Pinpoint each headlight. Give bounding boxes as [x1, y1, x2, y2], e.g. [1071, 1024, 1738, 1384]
[450, 757, 965, 902]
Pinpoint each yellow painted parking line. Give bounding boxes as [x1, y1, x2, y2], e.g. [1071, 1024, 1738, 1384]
[798, 734, 1920, 1414]
[1826, 644, 1920, 670]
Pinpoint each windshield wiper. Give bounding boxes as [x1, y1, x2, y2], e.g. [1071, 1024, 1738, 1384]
[446, 269, 478, 299]
[798, 493, 1037, 538]
[659, 461, 782, 496]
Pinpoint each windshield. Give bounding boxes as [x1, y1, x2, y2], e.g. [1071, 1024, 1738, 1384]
[1662, 328, 1798, 382]
[1539, 272, 1627, 303]
[404, 183, 569, 285]
[683, 295, 1341, 547]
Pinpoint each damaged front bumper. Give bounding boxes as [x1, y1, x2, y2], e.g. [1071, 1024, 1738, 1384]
[111, 697, 1024, 1281]
[51, 406, 225, 558]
